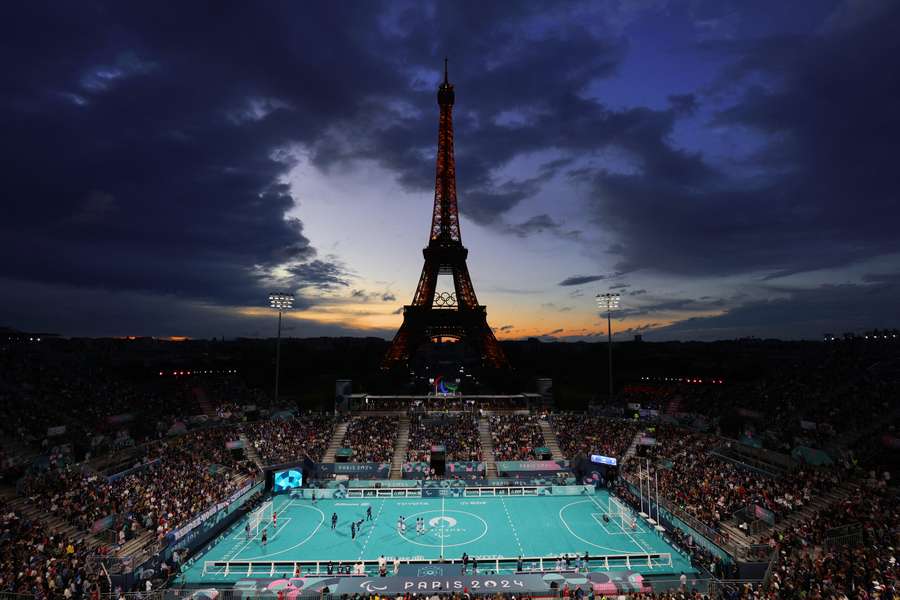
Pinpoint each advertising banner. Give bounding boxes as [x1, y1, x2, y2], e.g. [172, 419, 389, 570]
[172, 480, 256, 542]
[751, 504, 776, 526]
[316, 462, 391, 479]
[446, 461, 484, 478]
[495, 459, 570, 475]
[231, 570, 646, 597]
[402, 462, 430, 479]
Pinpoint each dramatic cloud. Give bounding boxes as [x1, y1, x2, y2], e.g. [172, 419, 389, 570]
[1, 1, 896, 340]
[645, 280, 900, 341]
[288, 260, 352, 291]
[585, 2, 900, 278]
[559, 275, 606, 286]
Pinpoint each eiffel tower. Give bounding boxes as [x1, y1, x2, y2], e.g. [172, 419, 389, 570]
[382, 61, 509, 371]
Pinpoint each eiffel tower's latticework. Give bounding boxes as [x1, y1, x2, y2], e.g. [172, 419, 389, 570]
[383, 61, 509, 370]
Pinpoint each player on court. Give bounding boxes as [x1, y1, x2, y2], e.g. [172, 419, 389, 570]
[261, 529, 268, 548]
[272, 511, 277, 528]
[245, 522, 251, 540]
[366, 505, 372, 521]
[331, 512, 338, 530]
[397, 517, 403, 535]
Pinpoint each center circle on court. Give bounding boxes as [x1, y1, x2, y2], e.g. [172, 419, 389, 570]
[397, 510, 488, 548]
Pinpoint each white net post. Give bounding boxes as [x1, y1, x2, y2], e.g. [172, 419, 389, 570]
[609, 496, 632, 530]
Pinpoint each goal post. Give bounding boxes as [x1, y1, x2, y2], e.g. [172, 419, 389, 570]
[608, 496, 633, 530]
[249, 500, 274, 536]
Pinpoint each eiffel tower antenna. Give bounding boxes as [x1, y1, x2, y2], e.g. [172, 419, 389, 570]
[383, 62, 509, 371]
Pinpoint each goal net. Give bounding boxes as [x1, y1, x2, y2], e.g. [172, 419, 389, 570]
[249, 500, 274, 536]
[608, 496, 634, 530]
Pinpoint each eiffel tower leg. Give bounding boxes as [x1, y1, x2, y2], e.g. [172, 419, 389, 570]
[466, 316, 509, 369]
[383, 320, 413, 370]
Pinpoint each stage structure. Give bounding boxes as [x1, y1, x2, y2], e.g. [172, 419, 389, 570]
[383, 61, 509, 371]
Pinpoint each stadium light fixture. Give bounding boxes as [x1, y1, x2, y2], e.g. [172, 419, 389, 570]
[268, 292, 294, 404]
[596, 292, 621, 398]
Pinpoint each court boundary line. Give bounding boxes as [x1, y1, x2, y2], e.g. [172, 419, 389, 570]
[357, 499, 385, 561]
[500, 496, 525, 556]
[585, 492, 651, 553]
[591, 512, 617, 536]
[557, 499, 640, 554]
[194, 494, 689, 578]
[227, 516, 293, 560]
[240, 501, 326, 561]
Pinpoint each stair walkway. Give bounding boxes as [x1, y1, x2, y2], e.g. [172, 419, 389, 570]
[664, 396, 682, 416]
[771, 480, 858, 535]
[538, 418, 563, 459]
[717, 520, 754, 557]
[194, 386, 217, 418]
[478, 417, 498, 478]
[4, 496, 105, 551]
[620, 430, 645, 469]
[322, 420, 349, 463]
[240, 433, 264, 469]
[718, 479, 859, 557]
[390, 414, 410, 480]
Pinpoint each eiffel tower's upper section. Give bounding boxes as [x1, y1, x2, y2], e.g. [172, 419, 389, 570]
[429, 58, 461, 245]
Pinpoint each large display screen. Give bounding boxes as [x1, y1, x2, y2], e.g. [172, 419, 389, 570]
[590, 454, 617, 466]
[273, 469, 303, 493]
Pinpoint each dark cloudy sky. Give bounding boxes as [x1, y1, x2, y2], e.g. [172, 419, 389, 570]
[2, 0, 898, 341]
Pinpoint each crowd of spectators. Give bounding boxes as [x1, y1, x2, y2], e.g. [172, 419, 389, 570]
[406, 414, 482, 462]
[0, 342, 286, 473]
[245, 414, 334, 464]
[341, 416, 398, 463]
[634, 425, 839, 532]
[642, 346, 900, 459]
[489, 415, 545, 461]
[746, 481, 899, 599]
[351, 396, 529, 413]
[553, 414, 641, 460]
[20, 427, 254, 543]
[0, 508, 99, 598]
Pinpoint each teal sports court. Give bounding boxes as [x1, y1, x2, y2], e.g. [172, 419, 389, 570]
[182, 489, 693, 584]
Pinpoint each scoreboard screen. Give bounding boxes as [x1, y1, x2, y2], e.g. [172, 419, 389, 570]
[273, 469, 303, 492]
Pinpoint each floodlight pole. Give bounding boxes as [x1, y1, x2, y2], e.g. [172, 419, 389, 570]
[269, 293, 294, 404]
[275, 308, 283, 403]
[607, 308, 613, 397]
[596, 292, 620, 399]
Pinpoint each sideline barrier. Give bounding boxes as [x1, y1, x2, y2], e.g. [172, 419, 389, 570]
[202, 552, 674, 578]
[290, 484, 593, 499]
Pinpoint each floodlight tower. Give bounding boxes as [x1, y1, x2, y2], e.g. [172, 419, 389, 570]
[268, 292, 294, 404]
[596, 292, 620, 398]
